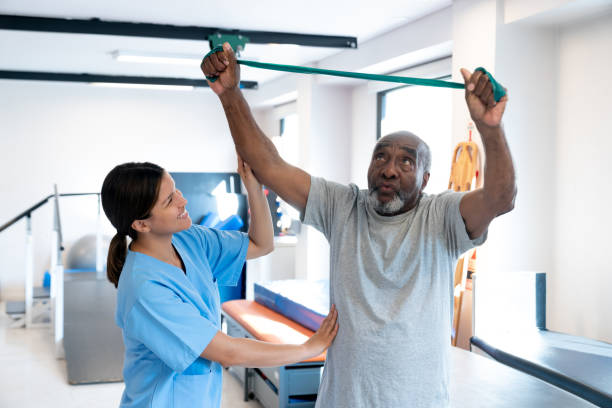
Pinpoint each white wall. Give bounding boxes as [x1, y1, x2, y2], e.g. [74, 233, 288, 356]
[0, 80, 238, 299]
[294, 77, 353, 281]
[551, 11, 612, 342]
[252, 80, 353, 283]
[452, 0, 612, 343]
[452, 0, 559, 339]
[468, 3, 560, 279]
[504, 0, 573, 23]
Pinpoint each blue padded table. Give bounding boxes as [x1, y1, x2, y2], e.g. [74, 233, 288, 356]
[254, 280, 329, 332]
[472, 330, 612, 408]
[451, 346, 596, 407]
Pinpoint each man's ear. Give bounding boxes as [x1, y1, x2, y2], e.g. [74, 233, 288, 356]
[131, 219, 150, 234]
[421, 172, 430, 192]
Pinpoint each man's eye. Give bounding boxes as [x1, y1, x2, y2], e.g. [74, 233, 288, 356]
[375, 154, 385, 160]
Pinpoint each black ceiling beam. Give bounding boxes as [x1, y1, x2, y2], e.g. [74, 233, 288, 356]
[0, 70, 258, 89]
[0, 14, 358, 48]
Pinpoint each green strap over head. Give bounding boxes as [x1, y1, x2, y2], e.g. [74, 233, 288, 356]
[203, 46, 507, 102]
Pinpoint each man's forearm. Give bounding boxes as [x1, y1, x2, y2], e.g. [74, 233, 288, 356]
[218, 87, 311, 212]
[477, 123, 516, 215]
[219, 89, 282, 178]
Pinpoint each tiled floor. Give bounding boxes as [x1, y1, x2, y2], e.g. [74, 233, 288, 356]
[0, 303, 261, 408]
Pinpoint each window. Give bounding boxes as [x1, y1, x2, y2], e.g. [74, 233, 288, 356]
[270, 112, 300, 234]
[276, 113, 299, 167]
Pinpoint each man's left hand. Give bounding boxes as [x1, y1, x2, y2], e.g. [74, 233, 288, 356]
[460, 68, 508, 129]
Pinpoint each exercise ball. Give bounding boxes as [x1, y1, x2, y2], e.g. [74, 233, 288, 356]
[65, 234, 111, 271]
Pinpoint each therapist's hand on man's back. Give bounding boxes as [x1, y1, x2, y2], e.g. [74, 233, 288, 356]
[304, 305, 339, 357]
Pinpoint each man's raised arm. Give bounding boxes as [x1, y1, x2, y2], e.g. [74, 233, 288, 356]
[459, 68, 517, 239]
[201, 42, 311, 212]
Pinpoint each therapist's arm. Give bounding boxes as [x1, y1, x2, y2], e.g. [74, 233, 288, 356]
[201, 305, 338, 367]
[237, 154, 274, 260]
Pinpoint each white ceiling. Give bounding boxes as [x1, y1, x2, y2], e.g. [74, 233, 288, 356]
[0, 0, 451, 85]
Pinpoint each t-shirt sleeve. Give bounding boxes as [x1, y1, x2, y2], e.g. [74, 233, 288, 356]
[125, 281, 219, 373]
[191, 225, 249, 286]
[435, 191, 487, 258]
[301, 176, 358, 240]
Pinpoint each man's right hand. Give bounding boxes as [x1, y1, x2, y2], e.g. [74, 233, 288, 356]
[200, 41, 312, 213]
[201, 42, 240, 96]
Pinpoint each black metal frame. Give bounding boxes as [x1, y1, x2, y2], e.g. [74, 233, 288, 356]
[0, 14, 358, 48]
[0, 193, 99, 233]
[0, 70, 258, 89]
[0, 14, 357, 88]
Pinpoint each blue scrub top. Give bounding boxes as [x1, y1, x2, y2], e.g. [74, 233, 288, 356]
[115, 225, 249, 408]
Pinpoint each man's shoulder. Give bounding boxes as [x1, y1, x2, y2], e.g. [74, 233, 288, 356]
[311, 176, 363, 199]
[415, 190, 468, 227]
[420, 190, 465, 208]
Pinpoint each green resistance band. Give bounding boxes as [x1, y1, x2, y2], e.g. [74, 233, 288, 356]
[203, 46, 506, 102]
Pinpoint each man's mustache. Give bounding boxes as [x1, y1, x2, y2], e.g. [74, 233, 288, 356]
[370, 185, 400, 195]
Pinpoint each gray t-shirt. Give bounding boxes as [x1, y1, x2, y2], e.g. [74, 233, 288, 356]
[303, 177, 486, 408]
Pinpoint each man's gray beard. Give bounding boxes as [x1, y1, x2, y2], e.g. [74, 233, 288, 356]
[367, 189, 407, 215]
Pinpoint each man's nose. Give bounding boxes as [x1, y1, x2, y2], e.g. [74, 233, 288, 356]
[381, 161, 399, 179]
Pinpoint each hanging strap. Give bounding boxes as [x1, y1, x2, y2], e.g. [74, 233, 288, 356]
[203, 46, 506, 102]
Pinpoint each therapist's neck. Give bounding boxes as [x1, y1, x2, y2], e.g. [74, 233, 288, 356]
[131, 233, 176, 265]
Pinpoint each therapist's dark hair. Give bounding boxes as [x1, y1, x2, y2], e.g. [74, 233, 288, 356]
[101, 162, 164, 288]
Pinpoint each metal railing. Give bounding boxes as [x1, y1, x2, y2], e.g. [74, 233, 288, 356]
[1, 186, 101, 357]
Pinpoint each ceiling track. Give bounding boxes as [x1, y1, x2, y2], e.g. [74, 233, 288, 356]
[0, 70, 258, 89]
[0, 14, 358, 48]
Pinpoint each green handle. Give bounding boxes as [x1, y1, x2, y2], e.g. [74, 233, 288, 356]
[474, 67, 506, 102]
[203, 46, 506, 102]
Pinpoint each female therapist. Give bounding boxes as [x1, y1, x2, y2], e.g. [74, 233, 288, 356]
[101, 159, 338, 408]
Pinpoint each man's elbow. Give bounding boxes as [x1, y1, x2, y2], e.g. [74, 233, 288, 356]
[262, 243, 274, 256]
[497, 185, 517, 215]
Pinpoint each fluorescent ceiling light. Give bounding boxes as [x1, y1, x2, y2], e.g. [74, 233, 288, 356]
[90, 82, 194, 91]
[112, 50, 203, 66]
